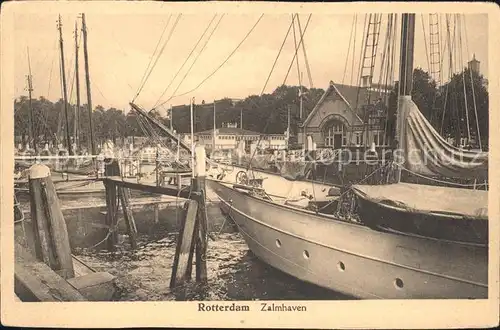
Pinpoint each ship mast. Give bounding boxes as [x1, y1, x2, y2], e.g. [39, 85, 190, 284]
[398, 14, 415, 97]
[394, 13, 415, 182]
[26, 47, 37, 153]
[81, 13, 96, 155]
[74, 21, 81, 150]
[57, 15, 73, 155]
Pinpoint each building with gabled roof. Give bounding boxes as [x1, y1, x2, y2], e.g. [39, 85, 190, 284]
[298, 80, 391, 149]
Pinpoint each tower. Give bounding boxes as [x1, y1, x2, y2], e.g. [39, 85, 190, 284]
[468, 54, 480, 74]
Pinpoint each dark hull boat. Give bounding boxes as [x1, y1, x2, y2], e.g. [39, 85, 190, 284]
[353, 183, 488, 245]
[207, 178, 487, 299]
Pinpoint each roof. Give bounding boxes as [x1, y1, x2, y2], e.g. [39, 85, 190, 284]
[196, 127, 261, 136]
[302, 81, 365, 127]
[302, 81, 392, 127]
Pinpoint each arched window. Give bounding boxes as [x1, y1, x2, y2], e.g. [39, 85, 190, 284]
[323, 120, 347, 148]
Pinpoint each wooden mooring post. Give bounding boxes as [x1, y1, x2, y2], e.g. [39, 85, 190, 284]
[193, 145, 208, 283]
[119, 186, 138, 249]
[170, 145, 208, 288]
[28, 164, 74, 279]
[103, 158, 138, 250]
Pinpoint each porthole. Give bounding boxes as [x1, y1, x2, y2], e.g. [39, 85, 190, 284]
[275, 239, 281, 248]
[394, 278, 404, 289]
[303, 250, 310, 259]
[338, 261, 346, 271]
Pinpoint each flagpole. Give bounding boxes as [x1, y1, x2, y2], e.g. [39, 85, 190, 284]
[190, 97, 195, 178]
[169, 104, 173, 131]
[213, 100, 216, 152]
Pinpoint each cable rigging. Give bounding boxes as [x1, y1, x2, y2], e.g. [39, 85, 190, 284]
[296, 15, 313, 88]
[261, 15, 295, 95]
[154, 14, 224, 109]
[151, 14, 219, 110]
[133, 14, 182, 103]
[246, 14, 313, 175]
[457, 15, 471, 143]
[282, 14, 312, 86]
[133, 14, 173, 100]
[160, 14, 264, 104]
[462, 14, 482, 150]
[292, 14, 302, 90]
[342, 15, 357, 85]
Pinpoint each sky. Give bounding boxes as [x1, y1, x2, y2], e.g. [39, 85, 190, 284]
[12, 6, 488, 116]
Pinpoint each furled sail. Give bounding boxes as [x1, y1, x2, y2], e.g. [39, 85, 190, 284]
[396, 96, 488, 180]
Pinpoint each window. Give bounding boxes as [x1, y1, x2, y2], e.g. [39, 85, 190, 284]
[373, 132, 379, 146]
[373, 131, 386, 146]
[355, 133, 363, 146]
[323, 120, 346, 148]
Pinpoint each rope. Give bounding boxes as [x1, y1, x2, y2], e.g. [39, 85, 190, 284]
[282, 14, 312, 86]
[47, 40, 58, 98]
[457, 15, 471, 142]
[350, 14, 358, 86]
[163, 14, 263, 104]
[462, 15, 481, 150]
[342, 15, 357, 85]
[421, 14, 431, 74]
[134, 14, 182, 102]
[154, 14, 225, 109]
[133, 14, 173, 101]
[291, 14, 302, 89]
[87, 188, 122, 249]
[152, 14, 219, 110]
[316, 164, 386, 212]
[354, 14, 369, 111]
[261, 15, 295, 94]
[296, 15, 314, 88]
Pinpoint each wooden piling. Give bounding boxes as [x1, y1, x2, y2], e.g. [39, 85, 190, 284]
[193, 145, 208, 282]
[28, 164, 75, 279]
[170, 199, 199, 288]
[118, 187, 138, 249]
[104, 159, 120, 251]
[170, 145, 208, 287]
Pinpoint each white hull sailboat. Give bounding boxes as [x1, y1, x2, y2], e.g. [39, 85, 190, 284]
[120, 13, 488, 299]
[207, 178, 487, 299]
[205, 13, 488, 299]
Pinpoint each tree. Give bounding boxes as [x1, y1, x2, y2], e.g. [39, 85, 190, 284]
[386, 67, 488, 149]
[440, 68, 488, 149]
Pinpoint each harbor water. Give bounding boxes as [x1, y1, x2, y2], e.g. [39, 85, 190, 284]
[15, 190, 351, 301]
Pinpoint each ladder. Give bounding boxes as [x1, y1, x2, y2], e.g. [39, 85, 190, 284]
[359, 14, 382, 100]
[428, 13, 442, 86]
[429, 13, 443, 129]
[357, 14, 382, 146]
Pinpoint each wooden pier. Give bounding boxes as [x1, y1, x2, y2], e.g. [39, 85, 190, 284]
[100, 145, 209, 288]
[15, 164, 116, 301]
[15, 143, 211, 301]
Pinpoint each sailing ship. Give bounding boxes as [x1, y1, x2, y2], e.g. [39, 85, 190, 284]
[204, 13, 488, 299]
[14, 14, 104, 196]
